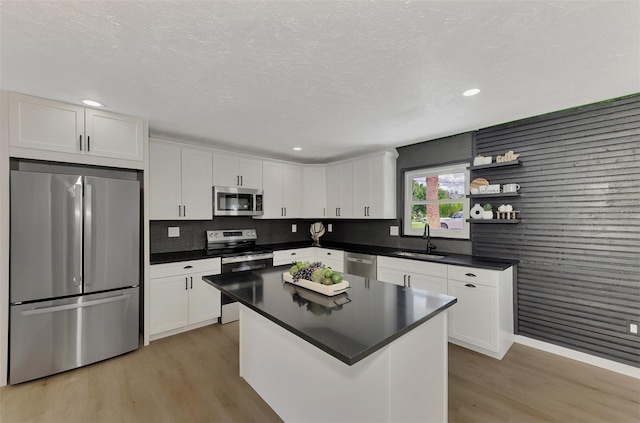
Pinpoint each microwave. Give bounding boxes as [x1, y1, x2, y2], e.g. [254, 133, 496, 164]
[213, 186, 264, 217]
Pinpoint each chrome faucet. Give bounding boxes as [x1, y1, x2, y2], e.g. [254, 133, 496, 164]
[422, 224, 436, 253]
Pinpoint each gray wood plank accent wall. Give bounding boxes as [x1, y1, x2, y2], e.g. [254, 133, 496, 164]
[472, 94, 640, 367]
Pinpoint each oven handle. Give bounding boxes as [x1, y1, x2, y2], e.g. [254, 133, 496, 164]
[221, 253, 274, 264]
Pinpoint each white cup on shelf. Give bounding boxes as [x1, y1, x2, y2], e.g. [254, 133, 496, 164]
[502, 183, 520, 193]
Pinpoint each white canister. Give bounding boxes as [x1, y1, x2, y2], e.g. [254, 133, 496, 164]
[482, 210, 493, 219]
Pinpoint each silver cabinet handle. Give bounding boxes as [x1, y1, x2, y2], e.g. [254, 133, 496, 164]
[465, 273, 477, 277]
[465, 283, 476, 288]
[284, 207, 286, 216]
[403, 274, 407, 287]
[22, 294, 132, 316]
[408, 275, 411, 287]
[323, 207, 325, 216]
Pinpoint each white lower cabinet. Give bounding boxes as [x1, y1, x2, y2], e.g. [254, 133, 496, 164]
[376, 256, 447, 294]
[149, 258, 221, 340]
[314, 248, 344, 272]
[447, 265, 514, 359]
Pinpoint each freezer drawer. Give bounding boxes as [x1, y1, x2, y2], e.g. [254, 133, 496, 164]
[9, 288, 139, 384]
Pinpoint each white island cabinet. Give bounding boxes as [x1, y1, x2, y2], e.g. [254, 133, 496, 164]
[377, 255, 447, 293]
[149, 140, 213, 220]
[8, 92, 144, 168]
[447, 265, 514, 359]
[149, 258, 221, 340]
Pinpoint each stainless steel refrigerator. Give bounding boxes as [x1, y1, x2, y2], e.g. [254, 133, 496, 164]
[9, 167, 140, 384]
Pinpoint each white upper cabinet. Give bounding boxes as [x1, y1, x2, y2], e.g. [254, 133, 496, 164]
[303, 166, 327, 218]
[84, 109, 144, 161]
[149, 141, 213, 220]
[353, 153, 396, 219]
[261, 161, 303, 218]
[8, 92, 144, 165]
[212, 153, 262, 189]
[326, 162, 353, 218]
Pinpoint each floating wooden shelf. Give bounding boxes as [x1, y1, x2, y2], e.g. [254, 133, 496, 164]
[468, 160, 522, 171]
[468, 192, 520, 199]
[466, 219, 521, 224]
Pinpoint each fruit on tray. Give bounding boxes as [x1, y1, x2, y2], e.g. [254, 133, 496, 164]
[289, 261, 343, 285]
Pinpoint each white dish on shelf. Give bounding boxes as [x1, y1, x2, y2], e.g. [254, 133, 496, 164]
[282, 272, 350, 296]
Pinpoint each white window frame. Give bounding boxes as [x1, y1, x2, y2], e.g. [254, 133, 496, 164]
[403, 163, 470, 239]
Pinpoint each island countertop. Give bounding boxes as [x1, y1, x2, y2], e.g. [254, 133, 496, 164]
[202, 266, 457, 365]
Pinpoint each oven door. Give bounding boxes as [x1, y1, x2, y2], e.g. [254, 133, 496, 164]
[220, 253, 273, 324]
[213, 186, 262, 216]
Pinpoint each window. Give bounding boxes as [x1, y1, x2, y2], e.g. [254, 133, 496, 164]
[404, 163, 470, 239]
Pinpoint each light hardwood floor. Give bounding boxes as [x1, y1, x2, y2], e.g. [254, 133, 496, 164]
[1, 322, 638, 422]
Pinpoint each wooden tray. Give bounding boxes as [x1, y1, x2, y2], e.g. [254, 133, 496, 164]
[282, 272, 350, 296]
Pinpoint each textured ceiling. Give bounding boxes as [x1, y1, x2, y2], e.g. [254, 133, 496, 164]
[1, 1, 638, 163]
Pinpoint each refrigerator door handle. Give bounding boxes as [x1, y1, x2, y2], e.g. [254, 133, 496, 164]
[84, 181, 94, 286]
[73, 181, 83, 287]
[21, 294, 132, 316]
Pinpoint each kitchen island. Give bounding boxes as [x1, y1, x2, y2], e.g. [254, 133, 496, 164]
[203, 266, 456, 422]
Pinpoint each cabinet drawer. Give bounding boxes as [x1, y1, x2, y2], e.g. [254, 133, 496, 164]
[315, 248, 344, 261]
[377, 256, 447, 278]
[273, 248, 314, 266]
[447, 265, 500, 287]
[150, 258, 221, 279]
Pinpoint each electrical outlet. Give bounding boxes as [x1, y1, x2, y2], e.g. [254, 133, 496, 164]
[629, 321, 639, 335]
[390, 226, 399, 236]
[328, 224, 333, 232]
[291, 224, 297, 233]
[168, 227, 180, 238]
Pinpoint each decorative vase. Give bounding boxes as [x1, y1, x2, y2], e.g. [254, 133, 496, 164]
[482, 210, 494, 219]
[470, 204, 484, 219]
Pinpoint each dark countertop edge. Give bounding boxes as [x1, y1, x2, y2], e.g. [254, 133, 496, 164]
[202, 275, 457, 366]
[152, 241, 518, 270]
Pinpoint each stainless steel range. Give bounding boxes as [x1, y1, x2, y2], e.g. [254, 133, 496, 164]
[206, 229, 273, 324]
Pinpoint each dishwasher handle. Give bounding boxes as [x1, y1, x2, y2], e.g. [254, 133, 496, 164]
[346, 257, 373, 265]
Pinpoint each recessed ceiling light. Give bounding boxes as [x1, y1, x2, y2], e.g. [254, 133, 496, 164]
[293, 147, 302, 151]
[82, 99, 104, 107]
[462, 88, 480, 97]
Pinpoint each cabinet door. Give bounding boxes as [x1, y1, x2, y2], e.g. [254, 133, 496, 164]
[85, 109, 144, 161]
[366, 156, 386, 218]
[353, 159, 370, 218]
[149, 275, 189, 335]
[239, 158, 263, 189]
[337, 162, 354, 218]
[181, 148, 213, 219]
[261, 161, 284, 218]
[149, 142, 182, 220]
[9, 92, 84, 154]
[448, 279, 498, 351]
[188, 271, 221, 324]
[408, 274, 447, 295]
[376, 267, 406, 286]
[326, 164, 341, 218]
[212, 153, 240, 187]
[282, 164, 303, 218]
[303, 167, 327, 218]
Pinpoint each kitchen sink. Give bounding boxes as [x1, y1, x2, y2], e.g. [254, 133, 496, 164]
[393, 251, 445, 260]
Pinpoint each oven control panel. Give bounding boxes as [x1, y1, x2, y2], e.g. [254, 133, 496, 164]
[207, 229, 257, 244]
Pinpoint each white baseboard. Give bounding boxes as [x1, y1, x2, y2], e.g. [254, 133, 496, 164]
[149, 319, 218, 342]
[515, 335, 640, 379]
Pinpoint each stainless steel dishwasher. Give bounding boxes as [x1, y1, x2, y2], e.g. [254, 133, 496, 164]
[344, 252, 377, 279]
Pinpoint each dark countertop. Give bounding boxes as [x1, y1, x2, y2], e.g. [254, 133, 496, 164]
[202, 266, 457, 365]
[152, 241, 517, 270]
